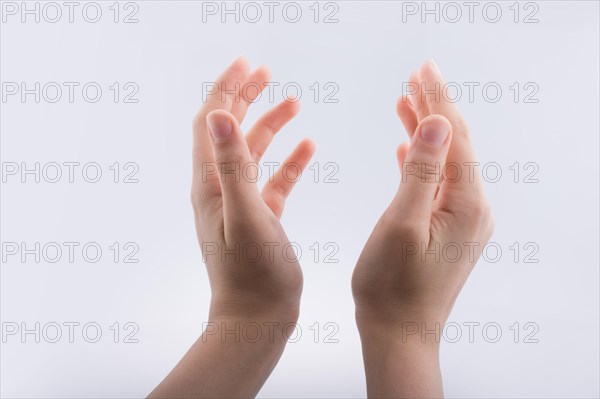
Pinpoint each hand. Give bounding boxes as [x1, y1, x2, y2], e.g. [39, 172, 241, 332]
[191, 57, 315, 323]
[351, 60, 494, 398]
[149, 57, 315, 398]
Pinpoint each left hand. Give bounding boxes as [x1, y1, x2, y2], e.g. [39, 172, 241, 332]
[191, 56, 315, 323]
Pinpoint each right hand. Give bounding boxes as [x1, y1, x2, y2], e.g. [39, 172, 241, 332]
[352, 60, 494, 332]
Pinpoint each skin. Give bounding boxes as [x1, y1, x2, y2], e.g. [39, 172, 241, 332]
[150, 57, 493, 398]
[351, 60, 494, 398]
[148, 57, 315, 398]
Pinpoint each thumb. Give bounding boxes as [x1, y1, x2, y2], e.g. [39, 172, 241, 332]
[394, 114, 452, 226]
[206, 110, 261, 212]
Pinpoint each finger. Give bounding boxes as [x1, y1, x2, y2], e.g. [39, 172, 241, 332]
[419, 60, 478, 169]
[392, 115, 452, 231]
[193, 57, 250, 188]
[396, 96, 418, 138]
[231, 65, 271, 122]
[262, 139, 316, 219]
[395, 142, 410, 170]
[206, 110, 263, 225]
[407, 70, 429, 121]
[246, 99, 301, 162]
[419, 60, 468, 135]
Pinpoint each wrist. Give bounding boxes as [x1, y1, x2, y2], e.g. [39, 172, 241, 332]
[357, 319, 442, 350]
[355, 313, 443, 399]
[355, 305, 447, 348]
[209, 286, 301, 319]
[202, 314, 300, 349]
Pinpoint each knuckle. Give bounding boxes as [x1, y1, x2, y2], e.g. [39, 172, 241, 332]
[469, 200, 493, 227]
[192, 112, 206, 131]
[486, 214, 496, 237]
[190, 189, 204, 210]
[214, 153, 246, 172]
[395, 224, 423, 242]
[451, 115, 470, 136]
[190, 191, 209, 222]
[381, 213, 426, 242]
[264, 195, 284, 218]
[270, 183, 289, 200]
[402, 159, 442, 184]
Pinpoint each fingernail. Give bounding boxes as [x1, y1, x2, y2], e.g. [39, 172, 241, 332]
[420, 119, 450, 147]
[207, 112, 232, 142]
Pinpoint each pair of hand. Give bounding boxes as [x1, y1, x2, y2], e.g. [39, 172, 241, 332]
[149, 57, 493, 398]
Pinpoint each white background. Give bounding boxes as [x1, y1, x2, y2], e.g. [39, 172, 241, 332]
[1, 1, 599, 397]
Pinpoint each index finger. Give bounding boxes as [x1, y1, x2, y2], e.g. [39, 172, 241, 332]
[419, 60, 482, 190]
[192, 57, 250, 193]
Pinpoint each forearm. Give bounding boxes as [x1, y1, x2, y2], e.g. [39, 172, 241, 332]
[357, 319, 443, 398]
[148, 315, 296, 398]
